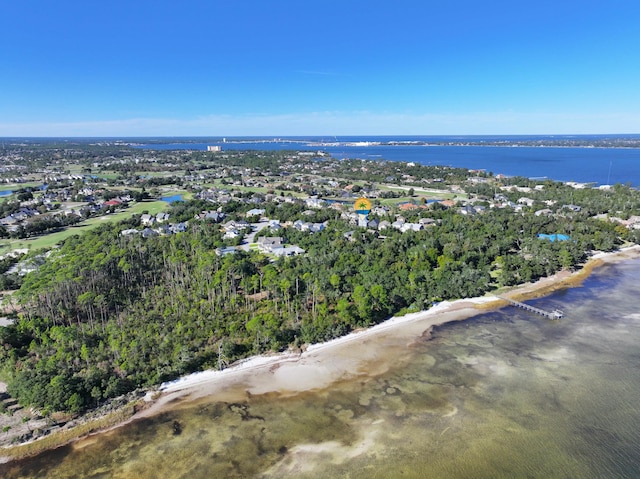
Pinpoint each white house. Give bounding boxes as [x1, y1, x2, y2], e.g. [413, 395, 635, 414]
[246, 208, 266, 218]
[256, 236, 283, 253]
[271, 245, 305, 257]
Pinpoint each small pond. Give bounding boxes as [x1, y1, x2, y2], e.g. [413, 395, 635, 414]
[161, 194, 183, 203]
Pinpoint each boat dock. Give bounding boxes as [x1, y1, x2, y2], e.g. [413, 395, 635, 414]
[497, 296, 564, 320]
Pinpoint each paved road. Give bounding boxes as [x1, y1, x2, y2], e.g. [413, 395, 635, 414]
[239, 220, 270, 251]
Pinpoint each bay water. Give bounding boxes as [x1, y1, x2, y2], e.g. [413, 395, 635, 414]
[3, 258, 640, 478]
[133, 135, 640, 187]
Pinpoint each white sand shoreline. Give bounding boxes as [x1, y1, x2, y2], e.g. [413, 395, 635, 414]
[3, 245, 640, 461]
[144, 245, 640, 416]
[155, 296, 493, 396]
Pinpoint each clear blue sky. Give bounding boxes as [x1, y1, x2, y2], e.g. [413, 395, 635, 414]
[1, 0, 639, 136]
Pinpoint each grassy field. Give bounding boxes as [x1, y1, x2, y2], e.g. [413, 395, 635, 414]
[203, 180, 307, 198]
[0, 182, 42, 192]
[378, 194, 461, 206]
[0, 200, 168, 254]
[94, 173, 120, 180]
[133, 171, 176, 178]
[158, 189, 194, 201]
[377, 183, 460, 197]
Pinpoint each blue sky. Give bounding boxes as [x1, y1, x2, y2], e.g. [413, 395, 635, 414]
[1, 0, 639, 136]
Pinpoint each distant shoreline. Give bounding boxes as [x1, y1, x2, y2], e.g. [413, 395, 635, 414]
[131, 138, 640, 150]
[3, 245, 639, 464]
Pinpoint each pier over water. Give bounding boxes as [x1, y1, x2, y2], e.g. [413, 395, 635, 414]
[498, 296, 564, 320]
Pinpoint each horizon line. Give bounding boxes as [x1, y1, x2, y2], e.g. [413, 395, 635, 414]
[1, 133, 640, 139]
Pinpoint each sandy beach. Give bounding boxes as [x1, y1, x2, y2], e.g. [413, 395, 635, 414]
[137, 245, 640, 417]
[3, 245, 640, 460]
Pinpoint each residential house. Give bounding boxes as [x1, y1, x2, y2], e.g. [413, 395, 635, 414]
[245, 208, 266, 218]
[418, 218, 437, 226]
[517, 197, 535, 207]
[256, 236, 283, 253]
[391, 219, 405, 230]
[305, 196, 325, 209]
[215, 246, 239, 256]
[268, 219, 282, 231]
[156, 212, 170, 223]
[400, 223, 423, 233]
[398, 202, 420, 212]
[468, 176, 490, 184]
[535, 208, 554, 217]
[64, 208, 84, 218]
[271, 245, 305, 257]
[170, 222, 188, 234]
[459, 205, 477, 216]
[438, 200, 456, 208]
[378, 220, 391, 230]
[367, 218, 379, 229]
[372, 206, 389, 216]
[141, 228, 159, 238]
[196, 210, 225, 222]
[222, 220, 250, 232]
[341, 211, 359, 225]
[103, 199, 122, 208]
[562, 204, 582, 212]
[14, 208, 39, 221]
[293, 221, 326, 233]
[155, 224, 173, 235]
[141, 214, 156, 226]
[223, 229, 242, 240]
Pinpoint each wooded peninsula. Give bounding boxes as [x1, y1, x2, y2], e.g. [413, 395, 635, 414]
[1, 140, 639, 447]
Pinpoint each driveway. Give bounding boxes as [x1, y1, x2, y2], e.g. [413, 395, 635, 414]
[239, 220, 270, 251]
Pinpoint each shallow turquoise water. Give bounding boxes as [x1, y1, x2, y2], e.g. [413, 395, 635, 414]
[3, 259, 640, 478]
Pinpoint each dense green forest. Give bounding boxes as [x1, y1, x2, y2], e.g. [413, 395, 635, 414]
[0, 191, 634, 414]
[2, 143, 640, 415]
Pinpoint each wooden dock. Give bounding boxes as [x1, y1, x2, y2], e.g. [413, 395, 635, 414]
[497, 296, 564, 320]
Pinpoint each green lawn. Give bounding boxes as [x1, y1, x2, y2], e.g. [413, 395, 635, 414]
[65, 164, 86, 174]
[158, 190, 194, 201]
[133, 171, 175, 178]
[379, 197, 421, 206]
[0, 200, 169, 254]
[0, 182, 42, 192]
[378, 194, 459, 206]
[94, 173, 121, 180]
[203, 180, 306, 198]
[0, 226, 94, 253]
[204, 181, 269, 195]
[83, 200, 168, 226]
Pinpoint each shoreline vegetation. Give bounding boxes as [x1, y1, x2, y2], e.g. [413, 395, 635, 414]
[2, 141, 640, 469]
[2, 245, 639, 464]
[122, 135, 640, 149]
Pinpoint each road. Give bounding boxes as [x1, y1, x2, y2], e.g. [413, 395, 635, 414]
[239, 220, 270, 251]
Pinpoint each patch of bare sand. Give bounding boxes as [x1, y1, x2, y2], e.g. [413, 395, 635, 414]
[4, 245, 640, 458]
[139, 302, 490, 419]
[147, 246, 640, 415]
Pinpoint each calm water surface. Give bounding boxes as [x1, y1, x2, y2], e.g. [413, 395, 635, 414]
[134, 136, 640, 187]
[3, 259, 640, 478]
[160, 194, 183, 203]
